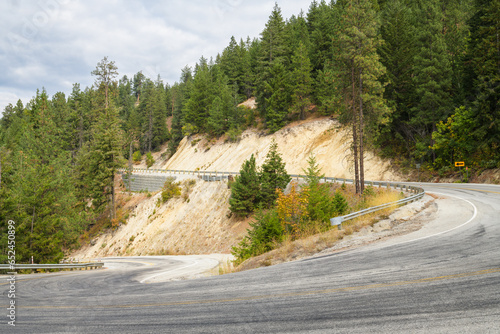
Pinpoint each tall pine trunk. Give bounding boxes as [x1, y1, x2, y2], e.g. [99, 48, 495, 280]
[352, 66, 360, 194]
[359, 68, 365, 193]
[110, 153, 116, 222]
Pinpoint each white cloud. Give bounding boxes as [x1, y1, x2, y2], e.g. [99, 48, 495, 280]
[0, 0, 310, 112]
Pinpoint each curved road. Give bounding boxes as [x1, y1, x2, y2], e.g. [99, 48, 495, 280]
[2, 183, 500, 333]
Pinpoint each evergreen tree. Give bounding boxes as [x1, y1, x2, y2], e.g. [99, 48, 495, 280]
[284, 12, 310, 61]
[219, 36, 242, 95]
[67, 84, 86, 152]
[290, 41, 313, 120]
[133, 71, 146, 104]
[79, 57, 124, 223]
[378, 0, 416, 155]
[243, 37, 261, 99]
[302, 154, 334, 226]
[152, 76, 170, 149]
[4, 90, 88, 263]
[91, 56, 118, 109]
[207, 71, 233, 136]
[256, 3, 288, 117]
[183, 57, 212, 133]
[307, 1, 337, 79]
[259, 139, 291, 206]
[118, 75, 135, 123]
[337, 0, 388, 193]
[410, 0, 453, 162]
[138, 78, 169, 152]
[466, 0, 500, 165]
[441, 0, 473, 105]
[264, 62, 292, 132]
[168, 66, 192, 155]
[79, 106, 123, 220]
[229, 154, 260, 216]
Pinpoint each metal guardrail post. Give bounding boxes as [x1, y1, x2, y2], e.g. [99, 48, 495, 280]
[330, 217, 343, 230]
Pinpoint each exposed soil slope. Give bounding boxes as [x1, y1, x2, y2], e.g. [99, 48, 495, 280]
[162, 118, 399, 181]
[71, 179, 249, 259]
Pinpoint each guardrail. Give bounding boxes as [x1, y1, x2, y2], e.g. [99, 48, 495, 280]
[120, 167, 425, 229]
[119, 168, 241, 178]
[0, 263, 104, 271]
[330, 183, 425, 229]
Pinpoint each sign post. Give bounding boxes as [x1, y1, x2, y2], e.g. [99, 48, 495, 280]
[455, 162, 465, 182]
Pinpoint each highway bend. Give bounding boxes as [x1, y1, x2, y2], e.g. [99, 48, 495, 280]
[3, 183, 500, 333]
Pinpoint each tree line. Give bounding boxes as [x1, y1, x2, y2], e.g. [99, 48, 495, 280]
[1, 0, 499, 263]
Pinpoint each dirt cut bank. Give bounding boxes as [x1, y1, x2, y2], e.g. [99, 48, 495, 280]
[141, 118, 401, 182]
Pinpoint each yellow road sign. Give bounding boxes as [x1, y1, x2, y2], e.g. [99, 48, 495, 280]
[455, 161, 465, 167]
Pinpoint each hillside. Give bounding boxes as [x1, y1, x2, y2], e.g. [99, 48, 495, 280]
[72, 118, 401, 260]
[145, 117, 400, 181]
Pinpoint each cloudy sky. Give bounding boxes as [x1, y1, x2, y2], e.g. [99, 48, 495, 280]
[0, 0, 311, 113]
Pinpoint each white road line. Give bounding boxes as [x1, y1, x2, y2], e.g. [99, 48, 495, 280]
[139, 260, 199, 283]
[388, 191, 478, 247]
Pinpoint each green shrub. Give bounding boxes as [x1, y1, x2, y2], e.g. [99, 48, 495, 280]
[161, 177, 181, 203]
[226, 127, 242, 142]
[132, 150, 142, 163]
[232, 208, 284, 264]
[182, 123, 198, 137]
[332, 190, 349, 216]
[146, 152, 155, 168]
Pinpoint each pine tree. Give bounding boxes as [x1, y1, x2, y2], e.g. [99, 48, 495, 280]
[410, 0, 453, 162]
[5, 90, 88, 263]
[378, 0, 416, 155]
[259, 139, 291, 206]
[91, 56, 118, 110]
[302, 153, 332, 225]
[337, 0, 388, 193]
[256, 3, 288, 117]
[207, 71, 233, 136]
[183, 57, 212, 133]
[80, 57, 124, 223]
[168, 66, 192, 155]
[229, 154, 260, 216]
[264, 62, 291, 132]
[467, 0, 500, 164]
[290, 41, 313, 120]
[219, 36, 242, 95]
[307, 1, 338, 78]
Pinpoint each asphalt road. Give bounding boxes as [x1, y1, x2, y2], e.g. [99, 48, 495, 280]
[2, 183, 499, 333]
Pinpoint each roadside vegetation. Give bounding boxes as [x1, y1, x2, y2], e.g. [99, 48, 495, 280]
[230, 150, 404, 265]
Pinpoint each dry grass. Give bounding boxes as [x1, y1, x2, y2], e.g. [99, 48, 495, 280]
[216, 259, 237, 275]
